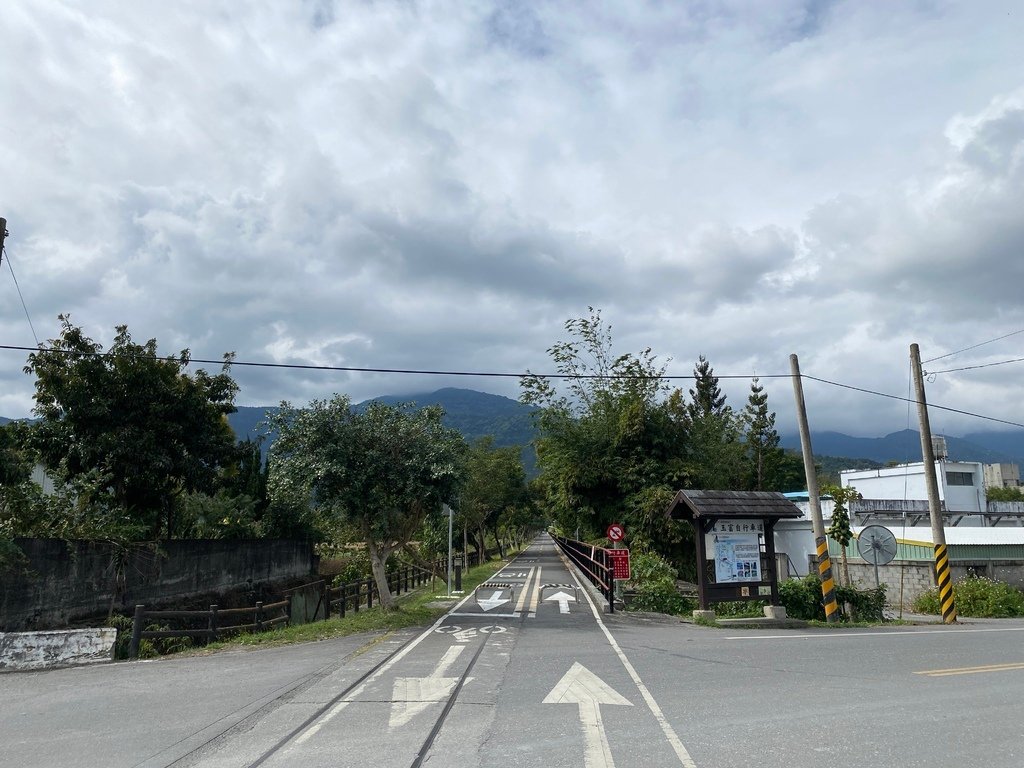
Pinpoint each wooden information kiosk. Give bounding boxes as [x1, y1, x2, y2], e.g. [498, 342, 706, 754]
[666, 489, 803, 611]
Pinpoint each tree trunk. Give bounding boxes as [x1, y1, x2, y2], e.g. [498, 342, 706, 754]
[841, 547, 851, 587]
[477, 526, 488, 563]
[368, 544, 396, 611]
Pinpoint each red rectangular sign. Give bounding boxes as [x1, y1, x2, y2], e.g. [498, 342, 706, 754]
[607, 549, 631, 580]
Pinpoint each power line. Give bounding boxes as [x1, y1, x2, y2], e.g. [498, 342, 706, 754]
[2, 247, 41, 348]
[926, 356, 1024, 375]
[2, 342, 1022, 429]
[922, 328, 1024, 364]
[802, 374, 1024, 430]
[0, 344, 792, 381]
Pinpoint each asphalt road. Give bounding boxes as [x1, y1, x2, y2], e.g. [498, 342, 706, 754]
[3, 535, 1023, 768]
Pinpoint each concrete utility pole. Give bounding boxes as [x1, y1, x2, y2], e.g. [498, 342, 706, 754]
[0, 217, 8, 267]
[789, 354, 840, 622]
[910, 343, 957, 623]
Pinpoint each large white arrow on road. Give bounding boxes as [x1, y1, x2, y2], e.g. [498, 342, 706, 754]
[544, 662, 633, 768]
[544, 590, 576, 614]
[389, 645, 465, 728]
[477, 590, 510, 611]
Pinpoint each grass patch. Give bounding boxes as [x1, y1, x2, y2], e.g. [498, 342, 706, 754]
[189, 556, 514, 656]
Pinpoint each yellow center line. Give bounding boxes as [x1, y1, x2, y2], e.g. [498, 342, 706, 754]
[915, 661, 1024, 677]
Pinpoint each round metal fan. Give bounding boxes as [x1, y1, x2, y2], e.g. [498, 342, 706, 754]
[857, 525, 898, 587]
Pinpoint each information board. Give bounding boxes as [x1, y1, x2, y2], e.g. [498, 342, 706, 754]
[607, 549, 631, 580]
[712, 533, 761, 583]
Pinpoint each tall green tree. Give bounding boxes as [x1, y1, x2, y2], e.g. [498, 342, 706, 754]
[267, 396, 467, 610]
[521, 309, 693, 571]
[461, 437, 527, 560]
[684, 355, 744, 489]
[23, 316, 238, 539]
[686, 354, 727, 421]
[742, 377, 783, 490]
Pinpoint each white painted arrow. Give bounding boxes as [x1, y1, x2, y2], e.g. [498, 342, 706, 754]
[477, 590, 510, 612]
[389, 645, 464, 728]
[544, 663, 632, 768]
[544, 589, 577, 614]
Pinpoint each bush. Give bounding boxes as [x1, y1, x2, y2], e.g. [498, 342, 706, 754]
[779, 575, 887, 622]
[625, 552, 691, 615]
[913, 575, 1024, 618]
[713, 600, 766, 618]
[109, 613, 195, 660]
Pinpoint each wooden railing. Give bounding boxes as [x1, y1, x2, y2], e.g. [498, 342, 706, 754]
[126, 554, 471, 658]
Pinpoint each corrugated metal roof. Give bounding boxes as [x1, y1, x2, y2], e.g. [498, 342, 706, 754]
[853, 526, 1024, 546]
[828, 526, 1024, 562]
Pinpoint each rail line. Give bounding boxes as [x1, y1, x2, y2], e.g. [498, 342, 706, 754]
[166, 557, 534, 768]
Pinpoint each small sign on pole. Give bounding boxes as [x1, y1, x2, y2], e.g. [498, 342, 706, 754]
[606, 523, 625, 542]
[607, 549, 631, 580]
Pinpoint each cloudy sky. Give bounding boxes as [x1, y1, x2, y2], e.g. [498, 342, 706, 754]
[2, 0, 1023, 437]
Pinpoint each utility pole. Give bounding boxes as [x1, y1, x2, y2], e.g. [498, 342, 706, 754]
[789, 354, 840, 622]
[0, 217, 7, 267]
[910, 343, 957, 623]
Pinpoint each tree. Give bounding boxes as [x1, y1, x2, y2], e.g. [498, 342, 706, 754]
[683, 356, 744, 490]
[24, 316, 239, 539]
[267, 396, 467, 610]
[822, 484, 861, 586]
[461, 437, 527, 560]
[521, 309, 693, 572]
[742, 377, 783, 490]
[686, 354, 727, 421]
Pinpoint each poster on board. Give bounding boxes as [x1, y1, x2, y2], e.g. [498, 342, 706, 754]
[713, 533, 762, 583]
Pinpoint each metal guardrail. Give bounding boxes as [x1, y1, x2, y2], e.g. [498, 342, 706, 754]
[550, 534, 616, 613]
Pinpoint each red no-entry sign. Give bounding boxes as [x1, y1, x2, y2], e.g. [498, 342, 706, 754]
[606, 523, 625, 542]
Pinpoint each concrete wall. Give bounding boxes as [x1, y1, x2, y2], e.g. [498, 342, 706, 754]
[834, 559, 1024, 609]
[1, 538, 316, 631]
[0, 628, 116, 672]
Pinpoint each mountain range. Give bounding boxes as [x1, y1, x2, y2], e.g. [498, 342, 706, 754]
[6, 388, 1024, 470]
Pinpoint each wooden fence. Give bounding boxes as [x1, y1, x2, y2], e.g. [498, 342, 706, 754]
[127, 554, 474, 658]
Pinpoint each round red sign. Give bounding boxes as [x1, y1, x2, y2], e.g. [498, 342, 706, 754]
[606, 523, 625, 542]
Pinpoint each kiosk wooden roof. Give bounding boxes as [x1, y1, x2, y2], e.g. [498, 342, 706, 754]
[667, 489, 804, 522]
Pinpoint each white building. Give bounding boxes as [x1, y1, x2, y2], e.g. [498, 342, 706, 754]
[841, 460, 986, 515]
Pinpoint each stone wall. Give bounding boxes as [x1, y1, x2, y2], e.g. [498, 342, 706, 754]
[0, 538, 316, 631]
[835, 559, 1024, 609]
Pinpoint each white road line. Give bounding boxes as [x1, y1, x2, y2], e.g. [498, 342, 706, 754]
[724, 626, 1024, 641]
[527, 564, 543, 618]
[513, 566, 535, 615]
[292, 589, 478, 746]
[560, 549, 698, 768]
[448, 612, 518, 618]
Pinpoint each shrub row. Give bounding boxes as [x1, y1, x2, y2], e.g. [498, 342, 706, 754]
[913, 575, 1024, 617]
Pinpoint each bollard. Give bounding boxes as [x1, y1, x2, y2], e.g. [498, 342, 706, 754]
[454, 564, 462, 592]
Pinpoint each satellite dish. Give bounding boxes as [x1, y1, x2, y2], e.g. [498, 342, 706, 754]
[857, 525, 897, 565]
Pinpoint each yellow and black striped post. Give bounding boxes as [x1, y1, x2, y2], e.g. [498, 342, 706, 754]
[934, 543, 957, 623]
[816, 536, 840, 622]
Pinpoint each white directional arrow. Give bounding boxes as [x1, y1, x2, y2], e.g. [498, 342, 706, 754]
[544, 663, 632, 768]
[477, 590, 510, 612]
[389, 645, 465, 728]
[544, 590, 577, 614]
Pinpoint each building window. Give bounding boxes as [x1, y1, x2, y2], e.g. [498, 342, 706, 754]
[946, 471, 974, 486]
